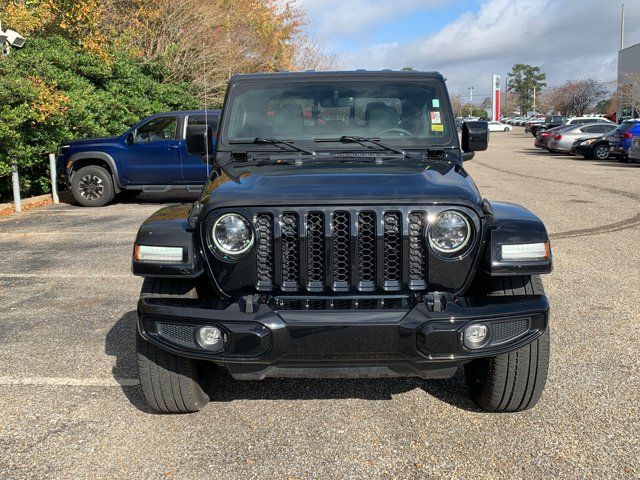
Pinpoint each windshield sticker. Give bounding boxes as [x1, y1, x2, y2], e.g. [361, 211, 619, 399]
[430, 111, 442, 124]
[432, 99, 440, 108]
[431, 124, 444, 132]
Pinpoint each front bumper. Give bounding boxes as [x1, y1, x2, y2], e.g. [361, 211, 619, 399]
[138, 294, 549, 380]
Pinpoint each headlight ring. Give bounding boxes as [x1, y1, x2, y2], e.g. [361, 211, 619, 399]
[211, 213, 255, 257]
[427, 210, 472, 255]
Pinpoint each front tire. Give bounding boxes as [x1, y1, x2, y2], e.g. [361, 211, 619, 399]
[464, 275, 550, 412]
[137, 278, 213, 414]
[71, 165, 115, 207]
[593, 145, 610, 160]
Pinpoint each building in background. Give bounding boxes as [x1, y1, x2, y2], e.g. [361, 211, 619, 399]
[617, 42, 640, 121]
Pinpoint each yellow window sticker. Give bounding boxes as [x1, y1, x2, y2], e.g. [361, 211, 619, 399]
[431, 124, 444, 132]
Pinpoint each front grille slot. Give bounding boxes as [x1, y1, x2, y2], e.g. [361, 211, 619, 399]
[331, 211, 351, 291]
[383, 212, 402, 291]
[255, 214, 274, 291]
[254, 208, 432, 294]
[357, 211, 376, 291]
[306, 211, 325, 292]
[408, 211, 427, 290]
[280, 212, 300, 291]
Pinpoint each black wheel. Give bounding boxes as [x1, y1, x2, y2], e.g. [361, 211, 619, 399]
[593, 145, 610, 160]
[71, 165, 114, 207]
[504, 127, 509, 132]
[464, 275, 550, 412]
[137, 278, 213, 414]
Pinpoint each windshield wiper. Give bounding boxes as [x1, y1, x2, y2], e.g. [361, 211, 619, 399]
[314, 136, 405, 155]
[229, 137, 315, 155]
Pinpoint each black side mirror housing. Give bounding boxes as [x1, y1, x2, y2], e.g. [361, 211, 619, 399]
[126, 132, 135, 144]
[461, 121, 489, 160]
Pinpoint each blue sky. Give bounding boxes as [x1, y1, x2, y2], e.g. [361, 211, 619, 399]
[297, 0, 640, 101]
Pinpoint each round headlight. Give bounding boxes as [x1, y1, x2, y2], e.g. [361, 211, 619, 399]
[427, 210, 471, 254]
[212, 213, 254, 256]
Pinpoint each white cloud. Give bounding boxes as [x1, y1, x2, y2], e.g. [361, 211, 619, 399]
[305, 0, 640, 97]
[296, 0, 449, 43]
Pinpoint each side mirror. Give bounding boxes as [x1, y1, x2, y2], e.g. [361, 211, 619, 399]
[461, 121, 489, 160]
[126, 132, 135, 144]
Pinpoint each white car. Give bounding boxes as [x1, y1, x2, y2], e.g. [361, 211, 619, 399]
[628, 137, 640, 163]
[487, 121, 513, 132]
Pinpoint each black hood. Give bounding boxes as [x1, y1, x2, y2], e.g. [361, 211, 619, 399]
[201, 162, 482, 211]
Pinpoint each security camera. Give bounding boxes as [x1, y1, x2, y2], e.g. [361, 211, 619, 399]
[5, 29, 25, 48]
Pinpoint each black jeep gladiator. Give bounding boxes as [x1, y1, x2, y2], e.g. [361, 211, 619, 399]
[132, 71, 552, 414]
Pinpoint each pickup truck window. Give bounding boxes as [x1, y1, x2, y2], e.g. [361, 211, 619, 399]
[135, 116, 178, 143]
[186, 115, 219, 155]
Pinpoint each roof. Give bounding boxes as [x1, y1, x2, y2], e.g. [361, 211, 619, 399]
[229, 70, 445, 83]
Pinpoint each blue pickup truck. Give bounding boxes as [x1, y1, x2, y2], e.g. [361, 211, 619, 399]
[57, 110, 220, 207]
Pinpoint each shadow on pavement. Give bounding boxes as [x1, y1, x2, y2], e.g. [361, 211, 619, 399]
[106, 311, 481, 413]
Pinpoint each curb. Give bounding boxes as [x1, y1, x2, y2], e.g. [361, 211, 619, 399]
[0, 194, 55, 216]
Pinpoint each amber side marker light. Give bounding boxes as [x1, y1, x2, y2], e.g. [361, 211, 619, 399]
[134, 244, 184, 263]
[501, 242, 550, 261]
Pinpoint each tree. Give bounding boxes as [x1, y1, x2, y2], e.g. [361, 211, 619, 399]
[548, 79, 608, 116]
[618, 71, 640, 118]
[0, 37, 198, 201]
[450, 93, 463, 117]
[507, 64, 547, 115]
[0, 0, 331, 200]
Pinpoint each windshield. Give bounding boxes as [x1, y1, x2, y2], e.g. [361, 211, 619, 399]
[224, 80, 453, 148]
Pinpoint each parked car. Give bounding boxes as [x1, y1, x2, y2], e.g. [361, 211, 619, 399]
[608, 120, 640, 162]
[530, 116, 566, 136]
[58, 110, 221, 207]
[570, 135, 613, 160]
[525, 118, 544, 133]
[564, 116, 615, 127]
[547, 123, 617, 154]
[534, 125, 572, 149]
[131, 70, 552, 414]
[487, 121, 512, 132]
[628, 136, 640, 163]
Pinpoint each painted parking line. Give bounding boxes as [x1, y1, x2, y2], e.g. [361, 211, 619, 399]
[0, 231, 138, 236]
[0, 376, 139, 387]
[0, 273, 133, 279]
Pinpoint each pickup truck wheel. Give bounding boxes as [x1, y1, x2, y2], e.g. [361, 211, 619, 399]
[137, 278, 213, 414]
[593, 145, 610, 160]
[464, 275, 550, 412]
[71, 165, 114, 207]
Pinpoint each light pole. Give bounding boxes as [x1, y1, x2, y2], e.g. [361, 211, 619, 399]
[468, 86, 474, 117]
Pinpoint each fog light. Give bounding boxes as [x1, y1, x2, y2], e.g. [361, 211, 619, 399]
[196, 326, 224, 351]
[464, 324, 489, 349]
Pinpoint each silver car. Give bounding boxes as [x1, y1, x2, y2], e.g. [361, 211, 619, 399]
[547, 123, 617, 153]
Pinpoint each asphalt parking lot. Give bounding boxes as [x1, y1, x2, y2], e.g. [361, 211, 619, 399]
[0, 130, 638, 479]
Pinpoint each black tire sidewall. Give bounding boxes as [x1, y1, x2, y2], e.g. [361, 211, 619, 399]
[71, 165, 115, 207]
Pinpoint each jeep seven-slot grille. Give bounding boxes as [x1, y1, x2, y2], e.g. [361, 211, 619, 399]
[255, 209, 429, 293]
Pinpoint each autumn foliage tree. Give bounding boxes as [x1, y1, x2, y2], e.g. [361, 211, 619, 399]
[0, 0, 331, 199]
